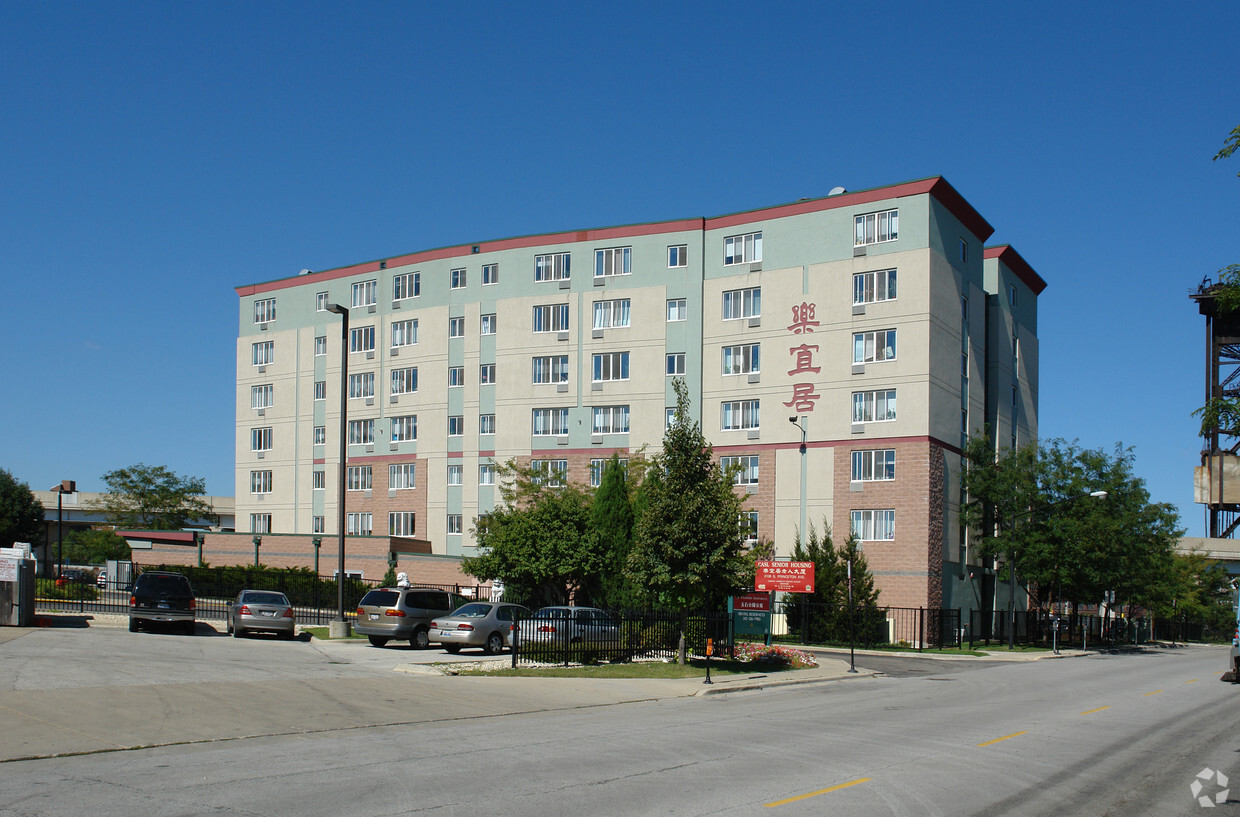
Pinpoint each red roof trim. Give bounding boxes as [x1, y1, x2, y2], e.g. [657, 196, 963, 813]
[984, 244, 1047, 295]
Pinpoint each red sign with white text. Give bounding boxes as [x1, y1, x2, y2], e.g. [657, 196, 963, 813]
[755, 561, 815, 593]
[734, 592, 771, 612]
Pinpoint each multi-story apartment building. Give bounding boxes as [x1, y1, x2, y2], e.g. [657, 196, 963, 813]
[234, 176, 1043, 613]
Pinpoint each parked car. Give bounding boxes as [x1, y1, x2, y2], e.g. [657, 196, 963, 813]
[354, 587, 467, 648]
[128, 571, 196, 634]
[429, 602, 531, 655]
[227, 590, 297, 639]
[96, 570, 107, 588]
[56, 568, 90, 586]
[523, 606, 619, 645]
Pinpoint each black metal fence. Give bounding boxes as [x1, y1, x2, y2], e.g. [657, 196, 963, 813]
[963, 610, 1216, 648]
[34, 568, 494, 627]
[773, 599, 962, 650]
[512, 609, 731, 667]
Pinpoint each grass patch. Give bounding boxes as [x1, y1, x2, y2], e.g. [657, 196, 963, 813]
[765, 639, 988, 657]
[451, 658, 797, 678]
[303, 626, 367, 640]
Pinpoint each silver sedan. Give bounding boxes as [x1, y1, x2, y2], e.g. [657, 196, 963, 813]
[429, 602, 530, 655]
[226, 590, 297, 639]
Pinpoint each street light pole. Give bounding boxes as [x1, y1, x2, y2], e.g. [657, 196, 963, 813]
[325, 303, 350, 627]
[1006, 489, 1107, 650]
[50, 480, 75, 580]
[788, 416, 807, 540]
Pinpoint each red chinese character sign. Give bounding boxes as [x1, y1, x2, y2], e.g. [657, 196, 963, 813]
[785, 304, 822, 413]
[755, 560, 816, 593]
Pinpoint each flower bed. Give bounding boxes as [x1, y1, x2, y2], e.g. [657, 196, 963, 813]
[734, 642, 818, 669]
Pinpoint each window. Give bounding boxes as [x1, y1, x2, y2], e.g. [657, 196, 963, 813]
[251, 384, 273, 409]
[254, 298, 276, 324]
[851, 509, 895, 541]
[479, 364, 496, 385]
[1012, 384, 1018, 409]
[390, 512, 416, 537]
[446, 514, 463, 535]
[352, 280, 377, 307]
[593, 298, 631, 328]
[391, 319, 418, 348]
[532, 408, 569, 436]
[252, 341, 274, 366]
[346, 466, 372, 491]
[451, 268, 466, 289]
[1009, 284, 1017, 306]
[250, 513, 272, 534]
[316, 292, 329, 311]
[722, 287, 761, 320]
[721, 400, 760, 431]
[481, 313, 497, 335]
[313, 425, 326, 445]
[853, 329, 897, 363]
[721, 455, 759, 485]
[347, 419, 374, 445]
[668, 245, 687, 267]
[448, 366, 464, 387]
[314, 381, 326, 401]
[313, 470, 325, 490]
[349, 326, 375, 353]
[592, 352, 629, 382]
[724, 232, 762, 265]
[594, 247, 631, 278]
[313, 516, 325, 534]
[250, 427, 273, 452]
[479, 463, 495, 485]
[961, 295, 969, 322]
[482, 264, 498, 285]
[740, 511, 759, 543]
[530, 459, 568, 487]
[250, 470, 273, 494]
[666, 408, 676, 429]
[448, 317, 465, 338]
[447, 464, 462, 486]
[532, 355, 570, 384]
[348, 372, 374, 399]
[962, 352, 969, 378]
[667, 298, 686, 321]
[314, 336, 327, 356]
[393, 272, 420, 301]
[666, 353, 685, 375]
[959, 238, 968, 264]
[534, 252, 570, 282]
[390, 463, 416, 490]
[479, 414, 496, 435]
[347, 512, 373, 536]
[1012, 334, 1019, 370]
[532, 304, 570, 333]
[391, 415, 417, 442]
[853, 389, 897, 423]
[722, 344, 760, 375]
[589, 458, 627, 487]
[854, 209, 899, 246]
[853, 269, 897, 304]
[591, 405, 630, 434]
[391, 367, 418, 395]
[851, 450, 895, 482]
[448, 415, 464, 436]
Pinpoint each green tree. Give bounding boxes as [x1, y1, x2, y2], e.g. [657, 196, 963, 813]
[61, 527, 130, 564]
[782, 524, 881, 644]
[1163, 550, 1234, 635]
[1194, 124, 1240, 431]
[627, 379, 751, 662]
[90, 464, 214, 530]
[0, 468, 43, 549]
[462, 460, 603, 608]
[591, 454, 640, 609]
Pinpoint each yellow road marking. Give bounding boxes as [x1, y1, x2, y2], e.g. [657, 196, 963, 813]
[765, 778, 872, 807]
[1144, 690, 1162, 696]
[1080, 706, 1110, 715]
[977, 730, 1028, 747]
[1186, 679, 1199, 684]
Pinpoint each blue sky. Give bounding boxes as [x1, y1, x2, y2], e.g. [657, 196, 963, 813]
[1, 2, 1235, 535]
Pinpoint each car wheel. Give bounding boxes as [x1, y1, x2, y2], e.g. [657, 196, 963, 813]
[411, 627, 430, 650]
[444, 645, 462, 654]
[282, 630, 295, 641]
[233, 625, 244, 638]
[226, 618, 233, 634]
[367, 635, 389, 648]
[184, 621, 195, 635]
[485, 632, 504, 655]
[128, 618, 139, 633]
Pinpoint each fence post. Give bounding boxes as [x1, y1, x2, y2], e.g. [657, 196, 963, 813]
[918, 607, 924, 653]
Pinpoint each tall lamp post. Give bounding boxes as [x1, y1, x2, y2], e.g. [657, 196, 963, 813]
[788, 416, 807, 540]
[325, 303, 350, 629]
[50, 480, 76, 579]
[1006, 489, 1107, 649]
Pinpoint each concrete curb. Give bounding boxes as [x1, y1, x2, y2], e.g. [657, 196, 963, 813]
[695, 668, 879, 696]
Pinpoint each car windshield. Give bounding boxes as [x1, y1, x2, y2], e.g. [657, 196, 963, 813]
[138, 575, 191, 595]
[244, 592, 289, 606]
[448, 603, 492, 619]
[359, 590, 399, 607]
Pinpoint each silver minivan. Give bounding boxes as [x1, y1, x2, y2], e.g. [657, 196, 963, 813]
[354, 587, 465, 648]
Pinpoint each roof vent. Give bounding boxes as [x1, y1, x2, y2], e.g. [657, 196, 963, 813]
[299, 268, 313, 276]
[828, 187, 847, 196]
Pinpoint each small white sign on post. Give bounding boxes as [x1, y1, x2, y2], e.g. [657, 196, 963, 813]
[0, 558, 18, 583]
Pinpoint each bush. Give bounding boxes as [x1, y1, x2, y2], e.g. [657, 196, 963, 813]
[37, 579, 98, 601]
[734, 642, 817, 669]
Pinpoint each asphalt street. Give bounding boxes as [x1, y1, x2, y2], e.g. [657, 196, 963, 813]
[1, 618, 1236, 816]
